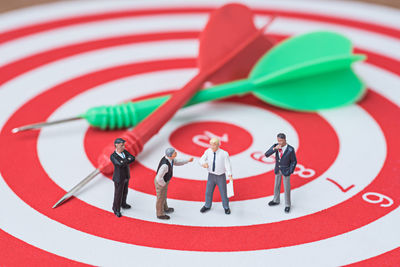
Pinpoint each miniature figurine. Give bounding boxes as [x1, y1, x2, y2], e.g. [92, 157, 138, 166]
[199, 137, 233, 214]
[110, 138, 135, 217]
[264, 133, 297, 213]
[155, 148, 193, 220]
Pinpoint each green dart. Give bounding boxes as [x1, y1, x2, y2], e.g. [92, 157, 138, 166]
[12, 31, 366, 132]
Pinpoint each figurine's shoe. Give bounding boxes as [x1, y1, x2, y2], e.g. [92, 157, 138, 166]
[285, 207, 291, 213]
[224, 208, 231, 214]
[268, 201, 279, 206]
[121, 203, 131, 209]
[164, 207, 174, 213]
[114, 210, 122, 217]
[200, 206, 210, 213]
[157, 215, 170, 220]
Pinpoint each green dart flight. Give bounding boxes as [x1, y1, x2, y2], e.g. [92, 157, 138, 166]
[13, 31, 366, 132]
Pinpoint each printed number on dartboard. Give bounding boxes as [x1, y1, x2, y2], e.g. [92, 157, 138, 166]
[250, 151, 315, 178]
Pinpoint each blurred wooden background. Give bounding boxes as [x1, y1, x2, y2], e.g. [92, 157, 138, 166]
[0, 0, 399, 14]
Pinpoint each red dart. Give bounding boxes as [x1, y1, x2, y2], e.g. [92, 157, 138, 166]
[53, 3, 275, 208]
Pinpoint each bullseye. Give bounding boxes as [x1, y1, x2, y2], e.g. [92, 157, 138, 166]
[169, 121, 253, 157]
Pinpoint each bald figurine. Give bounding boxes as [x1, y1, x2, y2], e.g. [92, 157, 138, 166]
[199, 138, 233, 214]
[154, 148, 193, 220]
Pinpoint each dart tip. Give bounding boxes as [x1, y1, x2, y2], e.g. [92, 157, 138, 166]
[52, 199, 64, 209]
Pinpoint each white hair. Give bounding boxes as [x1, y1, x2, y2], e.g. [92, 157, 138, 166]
[209, 137, 220, 145]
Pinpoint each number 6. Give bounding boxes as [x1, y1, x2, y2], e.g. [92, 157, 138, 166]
[362, 192, 393, 207]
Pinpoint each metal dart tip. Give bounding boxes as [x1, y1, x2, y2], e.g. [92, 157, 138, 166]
[11, 117, 83, 134]
[52, 169, 100, 208]
[52, 199, 65, 209]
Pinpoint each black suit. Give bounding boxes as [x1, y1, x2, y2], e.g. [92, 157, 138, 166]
[265, 144, 297, 176]
[110, 150, 135, 212]
[265, 143, 297, 207]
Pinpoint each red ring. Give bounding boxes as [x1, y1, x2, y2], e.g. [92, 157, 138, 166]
[1, 88, 398, 252]
[1, 45, 398, 251]
[1, 6, 399, 44]
[84, 91, 338, 202]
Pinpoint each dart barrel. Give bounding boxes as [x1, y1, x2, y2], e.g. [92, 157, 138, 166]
[83, 96, 168, 129]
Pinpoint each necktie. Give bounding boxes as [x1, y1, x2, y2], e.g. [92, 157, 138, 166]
[278, 149, 283, 158]
[121, 152, 125, 159]
[212, 152, 216, 172]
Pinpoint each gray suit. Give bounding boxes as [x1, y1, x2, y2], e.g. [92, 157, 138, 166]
[205, 173, 229, 209]
[200, 148, 232, 210]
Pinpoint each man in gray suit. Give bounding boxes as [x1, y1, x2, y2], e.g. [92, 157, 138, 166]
[264, 133, 297, 213]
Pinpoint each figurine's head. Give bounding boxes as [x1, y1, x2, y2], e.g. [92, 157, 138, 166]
[277, 133, 287, 147]
[114, 138, 126, 152]
[165, 147, 177, 160]
[210, 137, 220, 152]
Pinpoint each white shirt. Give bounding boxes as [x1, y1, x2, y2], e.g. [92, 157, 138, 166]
[199, 148, 232, 176]
[115, 150, 126, 159]
[155, 157, 189, 186]
[278, 144, 287, 157]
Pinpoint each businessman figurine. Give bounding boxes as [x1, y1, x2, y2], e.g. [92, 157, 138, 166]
[110, 138, 135, 218]
[199, 137, 233, 215]
[264, 133, 297, 213]
[154, 148, 193, 220]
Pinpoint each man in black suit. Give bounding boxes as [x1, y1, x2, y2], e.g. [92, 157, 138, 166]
[264, 133, 297, 213]
[110, 138, 135, 217]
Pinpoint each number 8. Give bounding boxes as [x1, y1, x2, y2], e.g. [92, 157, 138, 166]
[294, 164, 315, 178]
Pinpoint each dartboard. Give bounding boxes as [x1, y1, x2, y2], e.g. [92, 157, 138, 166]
[0, 0, 399, 266]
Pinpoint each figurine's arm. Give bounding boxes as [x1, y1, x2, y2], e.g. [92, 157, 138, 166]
[110, 153, 126, 167]
[173, 158, 190, 166]
[124, 150, 135, 164]
[289, 149, 297, 174]
[155, 164, 168, 187]
[264, 144, 278, 158]
[199, 150, 209, 168]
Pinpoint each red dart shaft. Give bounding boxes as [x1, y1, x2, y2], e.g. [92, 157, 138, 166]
[97, 27, 267, 175]
[97, 72, 211, 174]
[52, 4, 276, 209]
